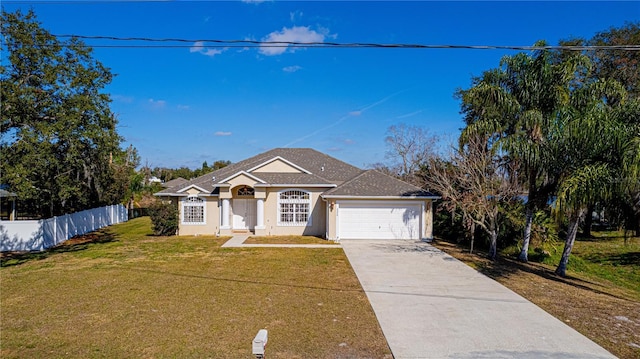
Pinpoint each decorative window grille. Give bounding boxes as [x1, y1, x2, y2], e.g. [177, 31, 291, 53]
[237, 186, 255, 196]
[278, 190, 311, 226]
[182, 196, 205, 224]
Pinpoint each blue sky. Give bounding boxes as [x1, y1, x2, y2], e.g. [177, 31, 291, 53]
[3, 1, 639, 169]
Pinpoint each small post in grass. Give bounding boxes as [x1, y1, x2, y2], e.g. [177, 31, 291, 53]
[252, 329, 268, 359]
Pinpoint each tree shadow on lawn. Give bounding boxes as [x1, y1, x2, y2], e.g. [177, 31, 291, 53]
[434, 239, 632, 302]
[474, 254, 634, 301]
[575, 234, 640, 242]
[583, 251, 640, 266]
[0, 230, 117, 267]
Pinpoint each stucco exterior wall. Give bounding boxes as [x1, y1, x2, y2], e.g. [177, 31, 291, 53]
[178, 196, 220, 236]
[424, 200, 433, 239]
[326, 199, 337, 240]
[258, 187, 327, 237]
[227, 174, 260, 189]
[252, 160, 302, 173]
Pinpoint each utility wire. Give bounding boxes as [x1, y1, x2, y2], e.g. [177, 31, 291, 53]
[50, 34, 640, 51]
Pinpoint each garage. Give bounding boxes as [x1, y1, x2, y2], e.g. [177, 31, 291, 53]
[337, 201, 422, 240]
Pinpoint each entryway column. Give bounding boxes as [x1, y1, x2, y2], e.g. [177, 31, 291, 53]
[256, 198, 265, 229]
[221, 198, 230, 229]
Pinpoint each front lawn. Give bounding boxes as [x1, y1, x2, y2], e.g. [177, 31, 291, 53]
[244, 235, 335, 245]
[1, 217, 391, 358]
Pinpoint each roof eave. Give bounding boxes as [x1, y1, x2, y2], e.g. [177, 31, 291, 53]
[321, 195, 441, 200]
[217, 171, 266, 185]
[154, 193, 187, 197]
[176, 184, 210, 193]
[155, 193, 219, 197]
[254, 184, 337, 188]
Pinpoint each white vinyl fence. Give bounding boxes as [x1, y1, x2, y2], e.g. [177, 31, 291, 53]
[0, 204, 127, 252]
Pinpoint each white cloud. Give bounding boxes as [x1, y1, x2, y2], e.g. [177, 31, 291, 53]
[283, 65, 302, 73]
[242, 0, 269, 3]
[148, 98, 166, 109]
[349, 110, 362, 117]
[214, 131, 232, 136]
[260, 26, 326, 56]
[190, 41, 224, 57]
[177, 105, 190, 111]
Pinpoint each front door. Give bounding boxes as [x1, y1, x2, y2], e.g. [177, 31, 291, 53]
[233, 199, 256, 230]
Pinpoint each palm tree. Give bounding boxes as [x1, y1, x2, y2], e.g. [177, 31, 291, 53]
[554, 79, 639, 277]
[457, 42, 590, 262]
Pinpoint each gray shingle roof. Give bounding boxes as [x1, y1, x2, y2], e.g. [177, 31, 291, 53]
[154, 148, 436, 198]
[252, 172, 335, 186]
[161, 177, 188, 188]
[322, 170, 437, 197]
[155, 148, 360, 195]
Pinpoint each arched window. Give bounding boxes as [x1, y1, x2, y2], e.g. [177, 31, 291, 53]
[237, 186, 255, 196]
[182, 196, 206, 225]
[278, 190, 311, 226]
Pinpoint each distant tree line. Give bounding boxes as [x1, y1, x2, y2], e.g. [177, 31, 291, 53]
[142, 160, 232, 185]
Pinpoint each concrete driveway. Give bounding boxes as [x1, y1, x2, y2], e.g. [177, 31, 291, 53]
[340, 239, 615, 359]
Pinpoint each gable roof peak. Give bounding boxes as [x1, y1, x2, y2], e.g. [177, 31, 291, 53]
[247, 155, 311, 174]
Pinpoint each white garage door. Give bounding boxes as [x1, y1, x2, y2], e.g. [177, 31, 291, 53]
[337, 201, 422, 240]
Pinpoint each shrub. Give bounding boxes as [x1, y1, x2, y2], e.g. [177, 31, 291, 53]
[149, 201, 178, 236]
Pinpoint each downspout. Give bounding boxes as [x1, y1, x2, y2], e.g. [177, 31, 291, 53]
[321, 196, 330, 240]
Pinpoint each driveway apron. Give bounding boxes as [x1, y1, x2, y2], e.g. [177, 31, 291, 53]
[340, 239, 615, 359]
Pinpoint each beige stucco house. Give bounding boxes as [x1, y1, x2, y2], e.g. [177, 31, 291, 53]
[155, 148, 438, 240]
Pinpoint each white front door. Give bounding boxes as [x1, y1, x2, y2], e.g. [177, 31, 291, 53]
[233, 199, 256, 229]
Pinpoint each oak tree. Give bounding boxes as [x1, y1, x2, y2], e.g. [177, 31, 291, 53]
[1, 9, 133, 217]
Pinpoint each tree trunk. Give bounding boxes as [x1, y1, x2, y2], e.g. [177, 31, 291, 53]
[583, 204, 594, 237]
[488, 230, 498, 260]
[556, 208, 587, 277]
[518, 205, 534, 262]
[624, 228, 630, 246]
[469, 222, 475, 254]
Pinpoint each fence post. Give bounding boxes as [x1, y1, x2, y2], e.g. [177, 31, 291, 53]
[53, 216, 58, 245]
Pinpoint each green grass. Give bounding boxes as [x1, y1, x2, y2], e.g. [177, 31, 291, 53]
[1, 217, 391, 359]
[507, 230, 640, 297]
[244, 235, 335, 245]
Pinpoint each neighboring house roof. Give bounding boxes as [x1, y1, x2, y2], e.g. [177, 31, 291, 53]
[322, 169, 438, 198]
[0, 189, 17, 198]
[155, 148, 436, 198]
[162, 177, 188, 188]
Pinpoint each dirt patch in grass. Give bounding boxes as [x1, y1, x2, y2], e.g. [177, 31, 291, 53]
[432, 239, 640, 359]
[1, 217, 391, 358]
[244, 235, 336, 245]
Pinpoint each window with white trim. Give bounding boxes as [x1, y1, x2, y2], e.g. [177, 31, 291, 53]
[182, 196, 206, 224]
[278, 190, 311, 226]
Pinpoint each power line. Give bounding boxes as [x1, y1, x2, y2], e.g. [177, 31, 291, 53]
[48, 35, 640, 51]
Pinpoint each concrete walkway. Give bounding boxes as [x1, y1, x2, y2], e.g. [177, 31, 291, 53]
[340, 239, 615, 359]
[221, 235, 342, 248]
